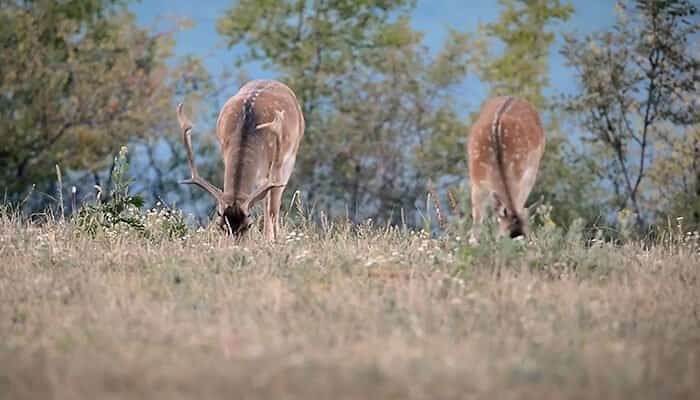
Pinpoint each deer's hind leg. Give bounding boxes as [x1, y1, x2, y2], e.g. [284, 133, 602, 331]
[263, 192, 274, 242]
[469, 183, 489, 245]
[268, 186, 284, 241]
[262, 184, 285, 242]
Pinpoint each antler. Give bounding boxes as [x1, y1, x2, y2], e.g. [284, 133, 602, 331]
[240, 179, 284, 214]
[177, 103, 224, 204]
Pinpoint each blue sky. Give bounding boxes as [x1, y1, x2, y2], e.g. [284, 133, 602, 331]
[133, 0, 618, 103]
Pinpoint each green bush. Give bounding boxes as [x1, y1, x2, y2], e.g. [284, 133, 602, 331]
[75, 146, 188, 241]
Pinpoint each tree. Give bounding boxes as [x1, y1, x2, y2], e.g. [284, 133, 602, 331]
[217, 0, 472, 224]
[474, 0, 573, 108]
[126, 55, 217, 218]
[647, 124, 700, 230]
[0, 0, 183, 206]
[562, 0, 699, 226]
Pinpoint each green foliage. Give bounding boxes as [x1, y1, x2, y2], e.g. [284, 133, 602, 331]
[76, 146, 188, 240]
[474, 0, 573, 108]
[648, 121, 700, 232]
[76, 146, 145, 235]
[529, 131, 603, 227]
[453, 203, 633, 280]
[218, 0, 416, 75]
[562, 0, 699, 225]
[0, 0, 178, 204]
[133, 54, 216, 211]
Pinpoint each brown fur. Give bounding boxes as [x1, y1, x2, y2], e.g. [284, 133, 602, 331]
[178, 80, 305, 241]
[467, 96, 545, 240]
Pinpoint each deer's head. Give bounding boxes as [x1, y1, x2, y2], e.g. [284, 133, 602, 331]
[492, 193, 526, 239]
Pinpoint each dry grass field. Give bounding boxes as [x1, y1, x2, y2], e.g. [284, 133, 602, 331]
[1, 208, 699, 400]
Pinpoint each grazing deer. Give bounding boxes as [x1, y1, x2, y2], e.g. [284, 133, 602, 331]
[467, 96, 545, 242]
[177, 80, 304, 241]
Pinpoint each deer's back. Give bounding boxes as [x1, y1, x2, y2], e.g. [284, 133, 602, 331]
[468, 97, 545, 199]
[216, 80, 304, 149]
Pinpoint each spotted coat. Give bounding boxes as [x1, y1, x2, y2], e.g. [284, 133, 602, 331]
[467, 96, 545, 239]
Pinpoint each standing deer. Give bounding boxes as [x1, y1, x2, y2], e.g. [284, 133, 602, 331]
[177, 80, 304, 241]
[467, 96, 545, 242]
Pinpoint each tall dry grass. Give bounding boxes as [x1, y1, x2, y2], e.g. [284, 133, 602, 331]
[0, 205, 699, 399]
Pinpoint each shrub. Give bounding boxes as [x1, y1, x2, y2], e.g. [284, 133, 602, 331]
[75, 146, 188, 240]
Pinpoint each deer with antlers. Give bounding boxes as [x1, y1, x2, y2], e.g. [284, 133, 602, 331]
[177, 80, 304, 241]
[467, 96, 545, 243]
